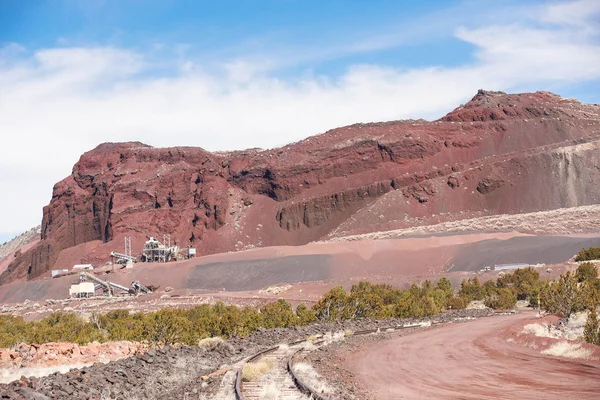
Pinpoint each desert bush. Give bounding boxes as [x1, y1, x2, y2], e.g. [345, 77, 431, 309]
[295, 303, 316, 325]
[144, 308, 193, 345]
[312, 286, 352, 321]
[459, 277, 485, 301]
[575, 247, 600, 262]
[496, 267, 541, 300]
[395, 292, 440, 318]
[540, 272, 586, 317]
[0, 315, 28, 348]
[484, 288, 517, 310]
[436, 277, 452, 292]
[101, 311, 146, 342]
[1, 276, 520, 348]
[583, 303, 600, 346]
[445, 296, 468, 310]
[198, 336, 225, 350]
[576, 262, 599, 283]
[30, 312, 103, 345]
[260, 299, 297, 328]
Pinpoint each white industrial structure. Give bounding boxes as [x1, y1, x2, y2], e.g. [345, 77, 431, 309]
[69, 272, 153, 298]
[72, 264, 94, 270]
[494, 263, 529, 271]
[51, 269, 69, 278]
[141, 236, 179, 263]
[69, 282, 95, 298]
[110, 236, 137, 265]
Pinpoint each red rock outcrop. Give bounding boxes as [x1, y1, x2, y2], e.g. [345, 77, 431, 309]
[2, 90, 600, 283]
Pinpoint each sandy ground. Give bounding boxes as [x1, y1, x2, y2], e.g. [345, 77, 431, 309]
[330, 312, 600, 399]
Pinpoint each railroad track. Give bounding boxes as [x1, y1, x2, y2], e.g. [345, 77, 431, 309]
[234, 313, 500, 400]
[234, 326, 421, 400]
[236, 339, 316, 400]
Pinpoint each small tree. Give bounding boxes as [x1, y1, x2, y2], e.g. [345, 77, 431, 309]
[459, 277, 484, 301]
[496, 267, 540, 300]
[260, 299, 297, 328]
[484, 288, 517, 310]
[540, 272, 586, 317]
[576, 262, 598, 283]
[312, 286, 350, 321]
[295, 303, 316, 325]
[583, 301, 600, 345]
[575, 247, 600, 262]
[436, 277, 452, 292]
[445, 296, 468, 310]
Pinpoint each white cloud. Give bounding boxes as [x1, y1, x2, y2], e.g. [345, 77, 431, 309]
[541, 0, 600, 27]
[0, 1, 599, 235]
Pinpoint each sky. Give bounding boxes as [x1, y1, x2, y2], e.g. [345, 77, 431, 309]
[0, 0, 600, 242]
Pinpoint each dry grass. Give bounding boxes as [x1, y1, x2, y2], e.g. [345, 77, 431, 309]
[197, 336, 225, 350]
[259, 381, 280, 400]
[293, 362, 333, 396]
[302, 341, 316, 351]
[306, 335, 319, 343]
[541, 341, 593, 360]
[322, 330, 347, 345]
[522, 323, 557, 339]
[522, 312, 588, 341]
[277, 343, 289, 352]
[242, 358, 275, 381]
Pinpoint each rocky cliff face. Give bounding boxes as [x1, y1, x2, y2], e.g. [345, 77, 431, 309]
[2, 90, 600, 283]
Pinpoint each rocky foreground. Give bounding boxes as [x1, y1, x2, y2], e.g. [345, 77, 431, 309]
[0, 309, 493, 399]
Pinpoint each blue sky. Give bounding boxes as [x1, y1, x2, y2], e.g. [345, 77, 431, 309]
[0, 0, 600, 240]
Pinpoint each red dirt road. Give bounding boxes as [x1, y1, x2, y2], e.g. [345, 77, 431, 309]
[345, 313, 600, 399]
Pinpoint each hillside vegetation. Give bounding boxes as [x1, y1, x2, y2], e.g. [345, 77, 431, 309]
[1, 261, 599, 348]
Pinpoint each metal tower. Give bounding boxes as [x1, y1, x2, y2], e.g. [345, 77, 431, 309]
[125, 237, 132, 258]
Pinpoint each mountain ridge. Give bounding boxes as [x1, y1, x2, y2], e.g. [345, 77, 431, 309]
[2, 89, 600, 284]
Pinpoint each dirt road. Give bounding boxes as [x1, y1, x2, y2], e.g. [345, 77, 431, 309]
[344, 313, 600, 399]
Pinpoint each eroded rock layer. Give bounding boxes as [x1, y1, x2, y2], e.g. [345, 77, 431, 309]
[3, 90, 600, 283]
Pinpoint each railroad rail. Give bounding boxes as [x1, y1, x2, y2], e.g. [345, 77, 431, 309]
[234, 312, 501, 400]
[234, 325, 424, 400]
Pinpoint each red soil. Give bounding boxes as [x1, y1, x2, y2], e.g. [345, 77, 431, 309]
[338, 312, 600, 399]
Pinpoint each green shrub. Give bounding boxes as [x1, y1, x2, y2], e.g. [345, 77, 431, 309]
[445, 296, 468, 310]
[0, 315, 28, 348]
[260, 299, 297, 328]
[312, 286, 351, 321]
[459, 277, 485, 301]
[575, 247, 600, 262]
[436, 277, 452, 292]
[540, 272, 586, 317]
[584, 303, 600, 345]
[30, 312, 103, 345]
[295, 303, 316, 325]
[576, 262, 598, 283]
[144, 309, 193, 345]
[484, 288, 517, 310]
[496, 267, 540, 300]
